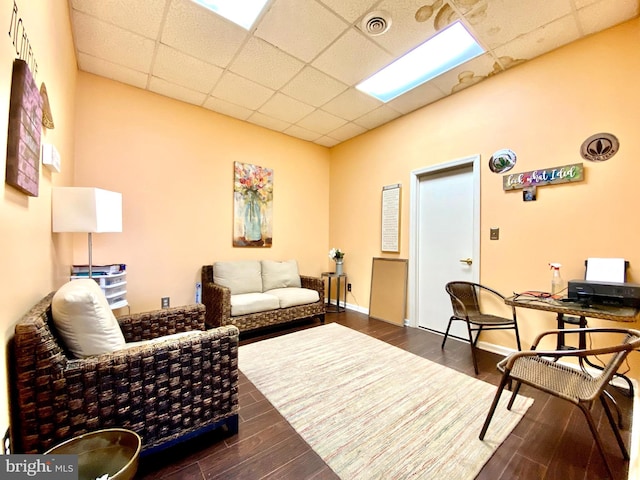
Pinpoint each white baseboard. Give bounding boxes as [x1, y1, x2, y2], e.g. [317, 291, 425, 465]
[329, 301, 368, 315]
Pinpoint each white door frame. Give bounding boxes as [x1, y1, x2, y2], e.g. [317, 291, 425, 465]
[407, 154, 481, 328]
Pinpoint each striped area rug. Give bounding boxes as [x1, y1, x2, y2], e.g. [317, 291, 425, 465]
[239, 323, 533, 479]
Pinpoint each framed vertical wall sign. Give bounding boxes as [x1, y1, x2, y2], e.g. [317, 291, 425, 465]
[5, 59, 42, 196]
[381, 183, 401, 252]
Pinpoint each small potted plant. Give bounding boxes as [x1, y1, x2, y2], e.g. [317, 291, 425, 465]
[329, 248, 345, 275]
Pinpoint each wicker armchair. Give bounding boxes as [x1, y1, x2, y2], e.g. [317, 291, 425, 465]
[480, 328, 640, 479]
[201, 265, 325, 332]
[9, 292, 239, 455]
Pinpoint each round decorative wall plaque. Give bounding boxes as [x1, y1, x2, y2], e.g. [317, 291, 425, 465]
[489, 148, 517, 173]
[580, 133, 619, 162]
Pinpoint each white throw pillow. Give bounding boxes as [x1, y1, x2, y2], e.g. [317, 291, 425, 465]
[213, 261, 262, 295]
[51, 279, 126, 358]
[261, 260, 301, 291]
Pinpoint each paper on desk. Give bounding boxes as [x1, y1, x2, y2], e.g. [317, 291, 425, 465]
[585, 257, 626, 282]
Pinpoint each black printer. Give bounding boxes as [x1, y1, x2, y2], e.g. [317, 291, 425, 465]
[568, 279, 640, 308]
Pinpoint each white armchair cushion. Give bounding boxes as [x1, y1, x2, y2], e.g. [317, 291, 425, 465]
[230, 293, 280, 316]
[261, 260, 301, 291]
[214, 260, 262, 295]
[51, 279, 126, 358]
[265, 287, 320, 308]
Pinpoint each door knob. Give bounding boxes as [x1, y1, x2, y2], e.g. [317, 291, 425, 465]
[459, 258, 473, 265]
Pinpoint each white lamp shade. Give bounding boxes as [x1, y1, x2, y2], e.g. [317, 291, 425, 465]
[52, 187, 122, 233]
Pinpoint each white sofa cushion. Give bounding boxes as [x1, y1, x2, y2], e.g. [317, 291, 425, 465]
[51, 279, 126, 358]
[261, 259, 301, 291]
[230, 293, 280, 316]
[214, 260, 262, 295]
[265, 287, 320, 309]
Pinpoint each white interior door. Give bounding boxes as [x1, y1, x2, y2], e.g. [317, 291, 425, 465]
[409, 156, 480, 337]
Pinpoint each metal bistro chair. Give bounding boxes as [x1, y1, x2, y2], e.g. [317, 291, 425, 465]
[443, 281, 521, 374]
[479, 328, 640, 479]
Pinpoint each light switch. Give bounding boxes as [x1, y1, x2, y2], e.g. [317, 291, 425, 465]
[490, 228, 499, 240]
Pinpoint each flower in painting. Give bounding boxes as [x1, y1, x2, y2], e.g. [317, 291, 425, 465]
[329, 248, 344, 260]
[234, 162, 273, 203]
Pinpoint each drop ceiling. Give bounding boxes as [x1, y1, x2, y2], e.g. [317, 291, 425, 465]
[69, 0, 639, 147]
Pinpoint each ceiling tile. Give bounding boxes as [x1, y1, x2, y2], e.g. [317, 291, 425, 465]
[149, 77, 207, 106]
[229, 37, 305, 90]
[353, 105, 403, 130]
[297, 109, 348, 134]
[162, 0, 247, 67]
[468, 0, 573, 49]
[203, 97, 254, 121]
[77, 53, 148, 89]
[254, 0, 348, 62]
[314, 135, 341, 147]
[283, 125, 323, 141]
[386, 81, 446, 115]
[70, 0, 167, 38]
[577, 0, 639, 36]
[247, 112, 292, 132]
[429, 53, 499, 96]
[328, 122, 368, 142]
[313, 28, 394, 85]
[153, 46, 223, 93]
[573, 0, 601, 7]
[318, 0, 380, 22]
[72, 11, 155, 71]
[371, 0, 441, 56]
[259, 93, 316, 123]
[492, 16, 580, 64]
[211, 72, 275, 110]
[281, 67, 348, 107]
[321, 88, 381, 121]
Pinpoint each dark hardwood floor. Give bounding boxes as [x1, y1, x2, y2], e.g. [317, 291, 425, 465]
[136, 311, 633, 479]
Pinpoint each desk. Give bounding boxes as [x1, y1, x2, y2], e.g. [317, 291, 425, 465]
[322, 272, 347, 313]
[505, 296, 638, 346]
[505, 295, 639, 393]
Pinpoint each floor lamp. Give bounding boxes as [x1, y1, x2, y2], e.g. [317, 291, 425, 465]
[52, 187, 123, 278]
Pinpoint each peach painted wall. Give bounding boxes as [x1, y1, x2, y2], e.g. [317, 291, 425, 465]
[73, 73, 331, 314]
[0, 0, 77, 439]
[329, 18, 640, 378]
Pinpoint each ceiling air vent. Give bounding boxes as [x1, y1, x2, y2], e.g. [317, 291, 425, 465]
[360, 11, 392, 36]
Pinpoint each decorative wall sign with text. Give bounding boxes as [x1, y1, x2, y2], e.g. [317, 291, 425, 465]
[503, 163, 583, 191]
[580, 133, 619, 162]
[5, 59, 42, 196]
[381, 184, 401, 253]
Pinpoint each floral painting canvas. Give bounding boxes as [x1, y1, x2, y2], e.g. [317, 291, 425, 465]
[233, 162, 273, 247]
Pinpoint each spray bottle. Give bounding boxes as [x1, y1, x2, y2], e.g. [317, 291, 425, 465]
[549, 263, 564, 296]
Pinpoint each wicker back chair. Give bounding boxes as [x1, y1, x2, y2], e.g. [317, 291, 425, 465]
[443, 281, 521, 374]
[479, 328, 640, 479]
[9, 292, 239, 455]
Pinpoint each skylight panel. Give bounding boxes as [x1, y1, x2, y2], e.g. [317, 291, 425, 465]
[191, 0, 269, 30]
[357, 21, 484, 103]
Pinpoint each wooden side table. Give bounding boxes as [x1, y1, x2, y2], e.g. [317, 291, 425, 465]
[322, 272, 347, 313]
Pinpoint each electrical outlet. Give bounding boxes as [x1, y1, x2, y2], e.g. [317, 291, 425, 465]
[161, 297, 170, 308]
[490, 228, 500, 240]
[347, 283, 352, 292]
